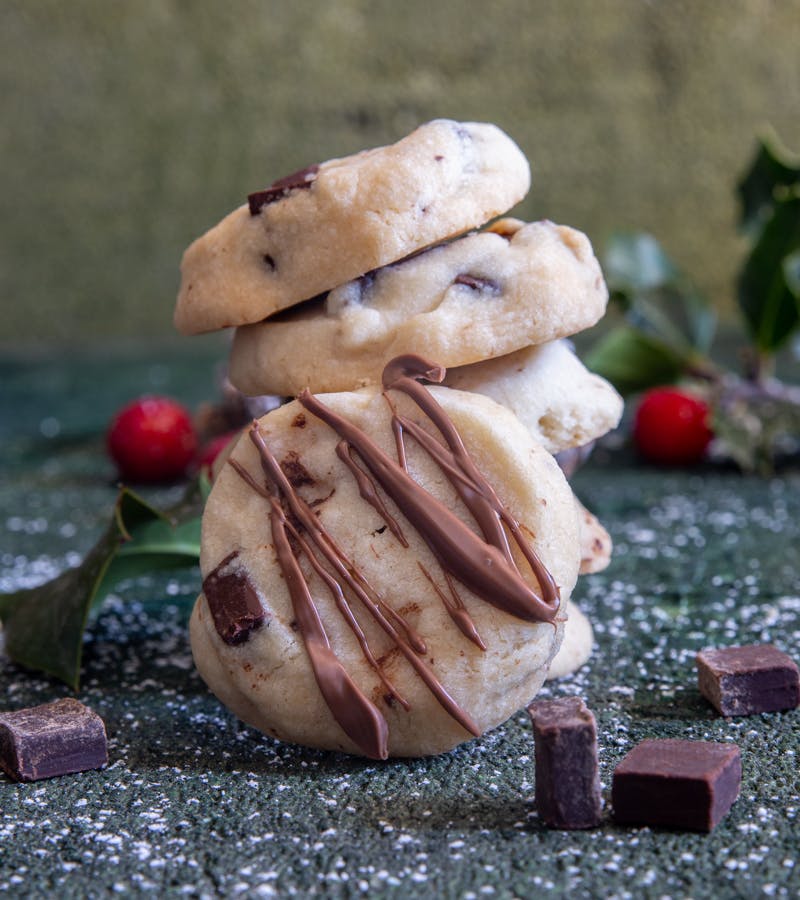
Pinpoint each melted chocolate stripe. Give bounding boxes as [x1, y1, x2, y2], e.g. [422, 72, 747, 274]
[270, 498, 389, 760]
[248, 426, 427, 656]
[382, 356, 560, 618]
[247, 424, 480, 739]
[391, 411, 512, 561]
[229, 457, 271, 499]
[331, 406, 484, 650]
[229, 454, 409, 710]
[288, 523, 410, 712]
[385, 361, 521, 561]
[336, 440, 408, 547]
[390, 409, 408, 471]
[298, 390, 558, 624]
[391, 408, 561, 619]
[418, 562, 485, 650]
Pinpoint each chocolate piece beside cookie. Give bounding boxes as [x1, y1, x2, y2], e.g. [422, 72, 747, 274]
[612, 739, 741, 832]
[697, 644, 800, 716]
[528, 696, 602, 829]
[0, 698, 108, 782]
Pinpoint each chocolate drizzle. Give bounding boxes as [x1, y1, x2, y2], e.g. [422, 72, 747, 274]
[300, 357, 560, 623]
[220, 354, 560, 758]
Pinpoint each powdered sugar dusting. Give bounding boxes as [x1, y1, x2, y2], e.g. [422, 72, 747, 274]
[1, 447, 799, 896]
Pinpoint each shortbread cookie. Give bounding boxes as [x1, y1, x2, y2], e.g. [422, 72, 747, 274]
[190, 357, 581, 758]
[546, 600, 594, 679]
[175, 120, 531, 335]
[444, 341, 623, 454]
[577, 499, 613, 575]
[228, 220, 608, 396]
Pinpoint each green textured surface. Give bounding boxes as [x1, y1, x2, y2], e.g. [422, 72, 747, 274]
[2, 1, 800, 342]
[1, 346, 799, 898]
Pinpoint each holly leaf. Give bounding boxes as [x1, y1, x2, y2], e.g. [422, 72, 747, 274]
[784, 249, 800, 300]
[0, 483, 205, 689]
[603, 232, 716, 355]
[737, 190, 800, 352]
[737, 130, 800, 240]
[584, 325, 689, 395]
[605, 232, 679, 294]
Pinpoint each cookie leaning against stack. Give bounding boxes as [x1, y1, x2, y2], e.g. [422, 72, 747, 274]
[178, 120, 621, 757]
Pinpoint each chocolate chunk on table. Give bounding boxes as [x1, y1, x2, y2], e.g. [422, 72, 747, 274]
[527, 696, 602, 829]
[612, 739, 740, 832]
[0, 698, 108, 782]
[697, 643, 800, 717]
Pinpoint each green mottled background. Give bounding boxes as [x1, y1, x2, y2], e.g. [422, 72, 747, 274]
[1, 0, 799, 344]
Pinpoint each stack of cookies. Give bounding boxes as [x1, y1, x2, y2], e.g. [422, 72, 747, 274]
[177, 120, 622, 758]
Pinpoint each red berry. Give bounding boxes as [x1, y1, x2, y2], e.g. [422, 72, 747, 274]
[633, 387, 713, 466]
[107, 396, 197, 483]
[196, 431, 238, 478]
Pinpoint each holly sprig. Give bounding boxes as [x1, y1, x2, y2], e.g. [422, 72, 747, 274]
[586, 130, 800, 471]
[0, 479, 207, 689]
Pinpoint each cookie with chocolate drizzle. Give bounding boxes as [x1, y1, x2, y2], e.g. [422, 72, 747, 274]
[190, 357, 580, 758]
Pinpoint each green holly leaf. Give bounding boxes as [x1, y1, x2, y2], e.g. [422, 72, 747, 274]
[584, 325, 689, 395]
[0, 482, 205, 689]
[784, 249, 800, 299]
[737, 130, 800, 240]
[603, 232, 716, 355]
[737, 190, 800, 352]
[605, 232, 679, 295]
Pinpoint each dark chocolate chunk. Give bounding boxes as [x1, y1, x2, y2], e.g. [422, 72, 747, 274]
[697, 643, 800, 717]
[527, 696, 602, 829]
[453, 273, 501, 294]
[248, 164, 320, 215]
[0, 698, 108, 782]
[612, 739, 741, 832]
[203, 551, 266, 645]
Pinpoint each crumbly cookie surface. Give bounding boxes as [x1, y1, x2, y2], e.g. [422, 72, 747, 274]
[228, 220, 608, 396]
[576, 498, 613, 575]
[191, 372, 580, 757]
[444, 341, 623, 454]
[175, 119, 530, 335]
[546, 600, 594, 680]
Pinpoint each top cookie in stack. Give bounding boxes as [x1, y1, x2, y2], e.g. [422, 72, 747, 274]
[175, 120, 531, 335]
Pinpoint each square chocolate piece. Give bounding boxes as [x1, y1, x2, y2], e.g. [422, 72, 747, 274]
[697, 643, 800, 717]
[612, 738, 740, 832]
[527, 696, 602, 829]
[0, 698, 108, 782]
